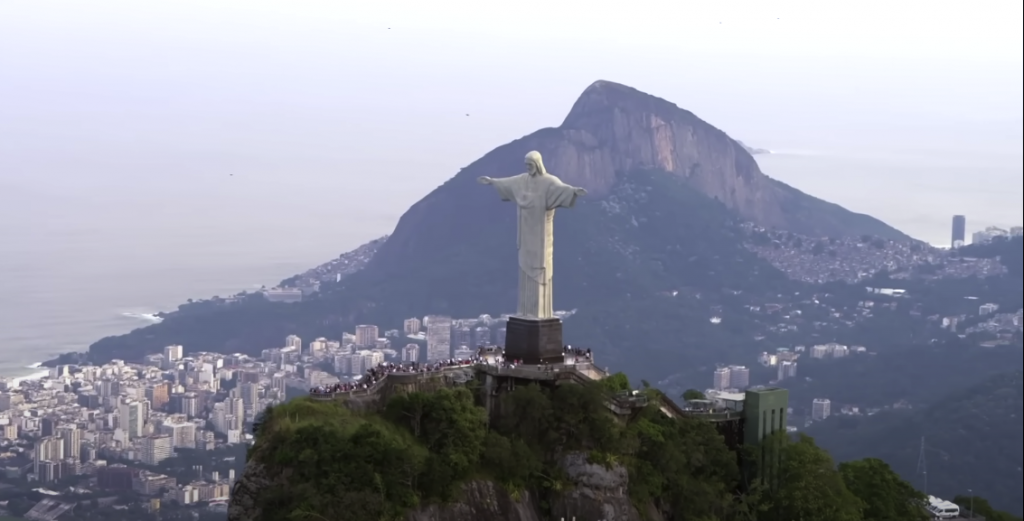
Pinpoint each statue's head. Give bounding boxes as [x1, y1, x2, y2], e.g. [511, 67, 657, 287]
[525, 151, 545, 176]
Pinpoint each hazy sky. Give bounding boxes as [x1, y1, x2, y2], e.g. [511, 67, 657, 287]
[1, 0, 1021, 245]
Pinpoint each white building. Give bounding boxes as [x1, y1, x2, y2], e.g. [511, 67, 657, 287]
[727, 366, 749, 389]
[355, 325, 378, 347]
[713, 368, 730, 390]
[403, 318, 421, 335]
[284, 335, 302, 350]
[118, 400, 146, 439]
[164, 345, 183, 362]
[811, 398, 831, 420]
[777, 361, 797, 381]
[425, 316, 452, 362]
[402, 344, 419, 363]
[979, 303, 999, 315]
[141, 435, 173, 465]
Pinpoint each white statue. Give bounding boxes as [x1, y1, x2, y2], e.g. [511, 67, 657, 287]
[479, 151, 586, 318]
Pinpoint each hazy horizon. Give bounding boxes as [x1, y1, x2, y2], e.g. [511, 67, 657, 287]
[0, 1, 1021, 375]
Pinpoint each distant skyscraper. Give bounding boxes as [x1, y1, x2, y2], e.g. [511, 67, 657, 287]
[811, 398, 831, 420]
[728, 366, 750, 389]
[164, 344, 183, 362]
[951, 215, 965, 247]
[777, 361, 797, 381]
[141, 435, 173, 465]
[402, 344, 419, 362]
[403, 318, 421, 335]
[57, 426, 81, 461]
[118, 400, 145, 439]
[713, 368, 731, 390]
[425, 316, 452, 361]
[355, 325, 378, 347]
[284, 335, 302, 350]
[473, 327, 491, 348]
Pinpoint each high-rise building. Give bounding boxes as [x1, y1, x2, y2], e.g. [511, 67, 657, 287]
[160, 417, 196, 449]
[57, 426, 81, 461]
[164, 344, 183, 362]
[811, 398, 831, 420]
[777, 361, 797, 381]
[454, 326, 472, 349]
[41, 416, 57, 437]
[307, 337, 327, 355]
[118, 400, 146, 438]
[713, 368, 730, 390]
[473, 327, 491, 348]
[34, 436, 63, 480]
[728, 366, 750, 389]
[402, 344, 419, 363]
[355, 325, 378, 347]
[181, 392, 200, 418]
[141, 435, 173, 465]
[403, 318, 421, 335]
[425, 316, 452, 361]
[285, 335, 302, 350]
[146, 383, 170, 411]
[951, 215, 965, 247]
[495, 327, 506, 347]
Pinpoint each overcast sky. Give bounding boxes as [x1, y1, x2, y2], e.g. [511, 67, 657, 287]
[1, 0, 1021, 241]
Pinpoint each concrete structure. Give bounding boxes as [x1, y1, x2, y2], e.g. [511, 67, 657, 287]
[354, 325, 378, 347]
[425, 316, 452, 362]
[713, 368, 730, 390]
[477, 150, 586, 319]
[811, 398, 830, 420]
[951, 215, 966, 247]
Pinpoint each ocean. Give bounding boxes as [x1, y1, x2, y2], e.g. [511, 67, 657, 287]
[1, 138, 1020, 380]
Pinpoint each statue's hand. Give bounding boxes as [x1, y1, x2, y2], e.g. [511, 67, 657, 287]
[477, 176, 492, 185]
[574, 187, 587, 196]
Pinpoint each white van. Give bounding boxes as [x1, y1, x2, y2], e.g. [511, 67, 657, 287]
[927, 501, 960, 518]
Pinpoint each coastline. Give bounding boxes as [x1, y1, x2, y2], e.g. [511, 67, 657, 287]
[7, 362, 50, 384]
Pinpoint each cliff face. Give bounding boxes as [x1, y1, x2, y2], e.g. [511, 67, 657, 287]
[229, 453, 655, 521]
[377, 80, 901, 269]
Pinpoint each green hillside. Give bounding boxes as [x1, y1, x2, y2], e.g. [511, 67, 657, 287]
[810, 371, 1023, 515]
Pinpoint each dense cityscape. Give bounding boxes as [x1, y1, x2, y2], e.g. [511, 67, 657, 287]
[1, 217, 1018, 519]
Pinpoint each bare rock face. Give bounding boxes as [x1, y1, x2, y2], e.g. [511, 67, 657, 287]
[228, 462, 275, 521]
[404, 481, 541, 521]
[549, 452, 652, 521]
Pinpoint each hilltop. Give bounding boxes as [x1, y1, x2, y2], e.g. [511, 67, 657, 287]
[230, 368, 937, 521]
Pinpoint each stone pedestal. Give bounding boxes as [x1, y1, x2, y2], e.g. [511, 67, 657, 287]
[504, 316, 563, 364]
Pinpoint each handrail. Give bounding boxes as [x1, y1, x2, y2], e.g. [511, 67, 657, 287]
[308, 359, 613, 404]
[309, 362, 479, 398]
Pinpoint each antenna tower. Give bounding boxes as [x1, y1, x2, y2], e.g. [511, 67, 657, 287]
[915, 436, 927, 494]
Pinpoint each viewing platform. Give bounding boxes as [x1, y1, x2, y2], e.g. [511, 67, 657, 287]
[305, 350, 666, 419]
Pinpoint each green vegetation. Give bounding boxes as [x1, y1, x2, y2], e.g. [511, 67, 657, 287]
[244, 374, 971, 520]
[810, 371, 1023, 516]
[953, 495, 1023, 521]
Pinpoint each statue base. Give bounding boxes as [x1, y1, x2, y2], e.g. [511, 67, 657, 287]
[504, 316, 563, 365]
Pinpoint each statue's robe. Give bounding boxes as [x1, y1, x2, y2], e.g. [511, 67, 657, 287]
[486, 156, 579, 318]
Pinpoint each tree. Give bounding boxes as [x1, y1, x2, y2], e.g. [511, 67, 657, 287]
[762, 435, 863, 521]
[952, 495, 1022, 521]
[839, 458, 927, 520]
[682, 389, 705, 401]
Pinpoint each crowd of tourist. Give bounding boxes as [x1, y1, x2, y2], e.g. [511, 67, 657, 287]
[309, 345, 596, 396]
[310, 358, 477, 395]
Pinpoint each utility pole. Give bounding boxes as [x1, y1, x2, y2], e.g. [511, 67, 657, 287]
[968, 489, 973, 519]
[915, 437, 927, 495]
